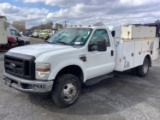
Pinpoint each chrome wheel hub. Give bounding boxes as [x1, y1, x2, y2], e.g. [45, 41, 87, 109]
[62, 82, 77, 102]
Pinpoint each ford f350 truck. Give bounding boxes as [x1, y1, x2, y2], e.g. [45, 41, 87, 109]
[4, 25, 159, 107]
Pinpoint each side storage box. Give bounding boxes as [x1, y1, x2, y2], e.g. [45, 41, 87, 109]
[115, 38, 159, 72]
[121, 25, 156, 39]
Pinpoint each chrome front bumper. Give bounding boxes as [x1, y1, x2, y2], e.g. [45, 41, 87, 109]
[3, 72, 54, 93]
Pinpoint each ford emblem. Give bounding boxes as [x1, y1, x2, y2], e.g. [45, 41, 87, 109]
[9, 63, 16, 70]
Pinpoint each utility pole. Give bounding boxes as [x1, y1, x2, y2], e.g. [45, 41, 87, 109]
[41, 19, 42, 30]
[64, 20, 67, 27]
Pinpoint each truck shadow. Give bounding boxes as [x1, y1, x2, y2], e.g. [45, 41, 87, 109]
[28, 66, 160, 115]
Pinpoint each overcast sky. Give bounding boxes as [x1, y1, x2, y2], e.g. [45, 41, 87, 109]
[0, 0, 160, 28]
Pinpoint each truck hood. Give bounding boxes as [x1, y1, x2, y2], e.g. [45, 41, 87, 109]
[9, 43, 75, 57]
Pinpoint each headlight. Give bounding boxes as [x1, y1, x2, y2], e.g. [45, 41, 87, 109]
[36, 63, 50, 80]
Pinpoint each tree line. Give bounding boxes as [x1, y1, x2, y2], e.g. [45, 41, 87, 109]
[30, 22, 63, 31]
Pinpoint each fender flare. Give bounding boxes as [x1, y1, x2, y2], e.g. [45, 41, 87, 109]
[48, 60, 86, 81]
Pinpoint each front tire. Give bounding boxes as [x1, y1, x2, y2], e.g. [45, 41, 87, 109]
[137, 57, 150, 77]
[52, 74, 81, 108]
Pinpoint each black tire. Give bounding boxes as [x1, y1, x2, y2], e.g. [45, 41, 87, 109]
[8, 41, 12, 46]
[137, 57, 150, 77]
[51, 74, 81, 108]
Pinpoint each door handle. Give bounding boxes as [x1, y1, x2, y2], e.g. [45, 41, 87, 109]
[111, 50, 114, 56]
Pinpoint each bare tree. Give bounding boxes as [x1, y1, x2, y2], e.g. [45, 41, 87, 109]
[93, 22, 105, 26]
[54, 23, 63, 29]
[155, 19, 160, 23]
[13, 24, 25, 32]
[30, 21, 54, 31]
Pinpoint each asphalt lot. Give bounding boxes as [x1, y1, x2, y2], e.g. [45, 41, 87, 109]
[0, 38, 160, 120]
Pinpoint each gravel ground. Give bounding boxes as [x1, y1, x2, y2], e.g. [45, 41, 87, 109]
[0, 38, 160, 120]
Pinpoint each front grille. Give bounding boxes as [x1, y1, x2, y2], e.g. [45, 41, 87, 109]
[4, 52, 35, 80]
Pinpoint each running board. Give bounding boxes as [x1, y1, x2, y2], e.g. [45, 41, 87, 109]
[85, 73, 114, 86]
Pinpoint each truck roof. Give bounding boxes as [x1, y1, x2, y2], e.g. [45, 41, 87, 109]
[65, 25, 109, 30]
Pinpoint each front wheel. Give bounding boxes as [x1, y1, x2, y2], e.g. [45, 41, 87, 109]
[137, 57, 150, 77]
[51, 74, 81, 108]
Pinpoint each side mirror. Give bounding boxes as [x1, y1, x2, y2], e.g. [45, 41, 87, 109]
[97, 39, 107, 51]
[88, 44, 95, 51]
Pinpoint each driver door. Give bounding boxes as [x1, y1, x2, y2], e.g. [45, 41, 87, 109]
[86, 29, 115, 80]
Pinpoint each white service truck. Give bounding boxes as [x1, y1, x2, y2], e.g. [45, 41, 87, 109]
[0, 16, 8, 46]
[4, 25, 159, 107]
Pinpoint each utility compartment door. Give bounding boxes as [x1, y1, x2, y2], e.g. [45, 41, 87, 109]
[134, 40, 143, 66]
[115, 40, 134, 71]
[152, 38, 159, 60]
[122, 41, 134, 71]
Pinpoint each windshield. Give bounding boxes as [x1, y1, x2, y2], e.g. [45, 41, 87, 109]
[47, 28, 92, 46]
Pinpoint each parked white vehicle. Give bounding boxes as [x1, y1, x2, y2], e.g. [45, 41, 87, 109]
[7, 25, 30, 46]
[0, 16, 8, 45]
[32, 30, 41, 38]
[4, 25, 159, 107]
[48, 29, 58, 37]
[32, 32, 39, 38]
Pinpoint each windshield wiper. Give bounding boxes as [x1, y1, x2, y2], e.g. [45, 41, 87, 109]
[56, 41, 69, 45]
[45, 40, 51, 44]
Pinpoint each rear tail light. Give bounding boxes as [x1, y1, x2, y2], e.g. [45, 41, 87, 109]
[7, 36, 16, 43]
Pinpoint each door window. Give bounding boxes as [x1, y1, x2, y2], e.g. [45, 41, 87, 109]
[10, 29, 21, 36]
[89, 29, 110, 47]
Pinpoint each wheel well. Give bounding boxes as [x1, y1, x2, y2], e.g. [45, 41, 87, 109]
[145, 55, 151, 67]
[55, 65, 84, 83]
